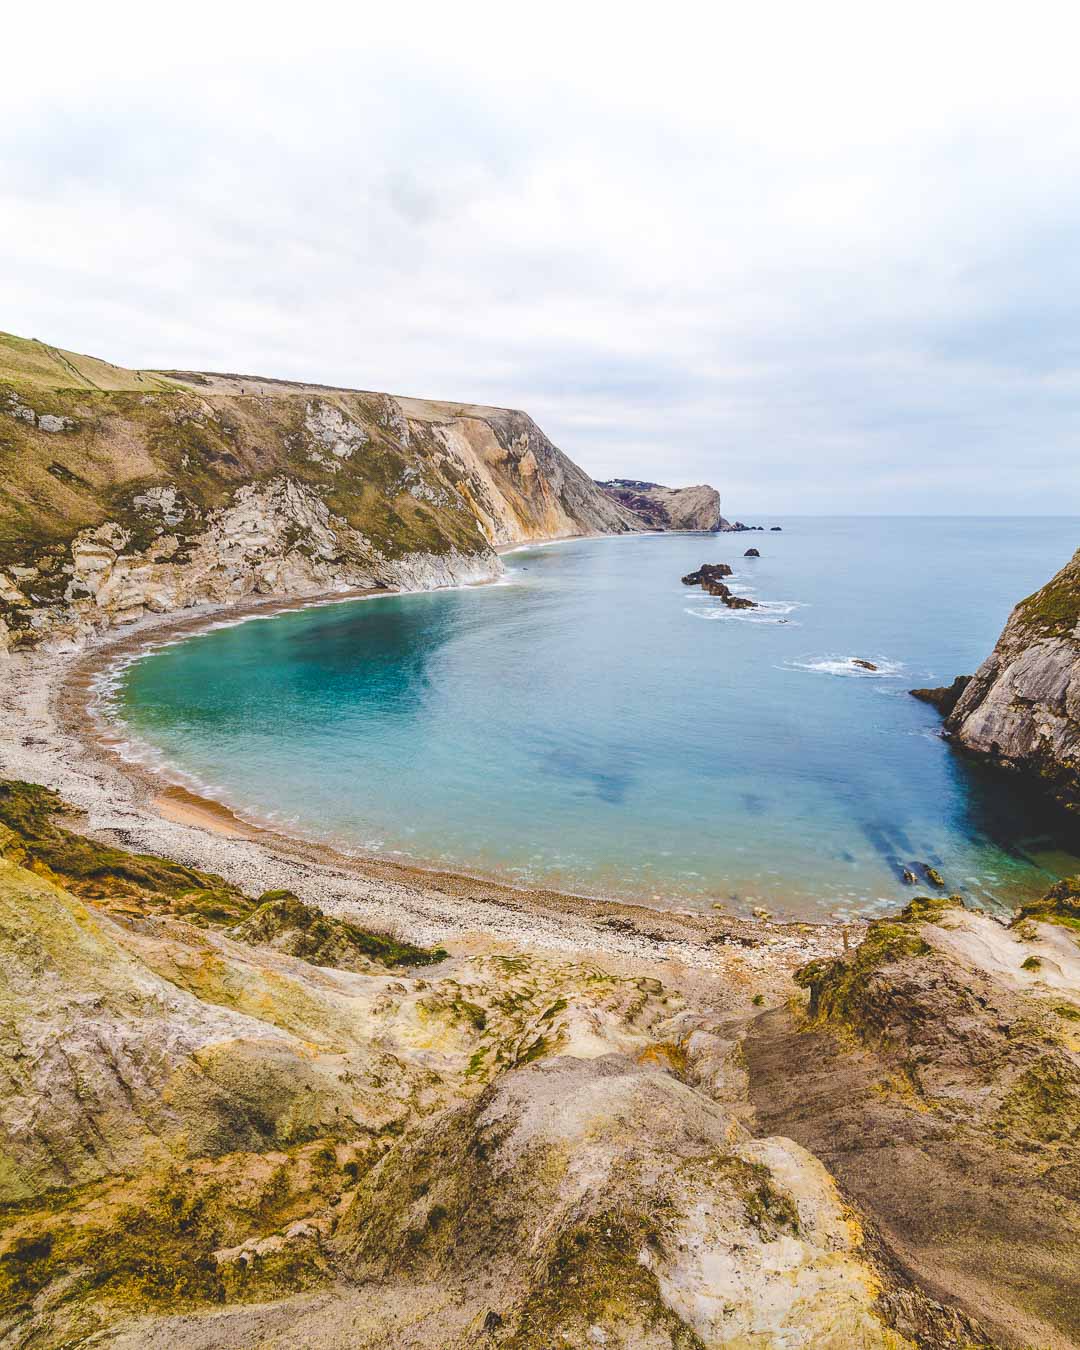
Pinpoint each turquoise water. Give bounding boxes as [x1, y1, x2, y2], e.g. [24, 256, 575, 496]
[109, 518, 1080, 919]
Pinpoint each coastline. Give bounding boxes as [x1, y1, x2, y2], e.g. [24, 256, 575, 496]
[0, 570, 855, 992]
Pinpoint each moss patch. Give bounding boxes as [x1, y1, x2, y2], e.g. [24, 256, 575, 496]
[229, 889, 445, 968]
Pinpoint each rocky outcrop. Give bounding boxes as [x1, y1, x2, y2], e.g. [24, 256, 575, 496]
[681, 562, 733, 585]
[945, 548, 1080, 818]
[597, 479, 729, 531]
[0, 779, 1005, 1349]
[0, 332, 643, 653]
[910, 676, 972, 717]
[751, 892, 1080, 1349]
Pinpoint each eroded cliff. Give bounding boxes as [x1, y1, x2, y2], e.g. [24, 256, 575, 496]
[0, 333, 642, 652]
[596, 480, 729, 532]
[945, 546, 1080, 818]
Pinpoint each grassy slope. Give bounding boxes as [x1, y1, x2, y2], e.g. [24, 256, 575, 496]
[0, 332, 496, 583]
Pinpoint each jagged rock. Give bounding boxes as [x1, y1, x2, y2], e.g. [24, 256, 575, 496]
[681, 562, 733, 586]
[743, 547, 760, 557]
[946, 547, 1080, 817]
[723, 593, 757, 609]
[909, 675, 972, 716]
[853, 659, 879, 671]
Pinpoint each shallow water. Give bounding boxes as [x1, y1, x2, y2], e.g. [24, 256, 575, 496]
[109, 518, 1080, 919]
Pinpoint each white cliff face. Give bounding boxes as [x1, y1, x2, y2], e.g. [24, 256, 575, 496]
[0, 355, 647, 653]
[1, 476, 501, 654]
[946, 547, 1080, 816]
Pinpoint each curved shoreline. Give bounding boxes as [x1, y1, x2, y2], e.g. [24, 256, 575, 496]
[0, 579, 856, 987]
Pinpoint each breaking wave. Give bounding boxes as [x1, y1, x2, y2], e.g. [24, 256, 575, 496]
[785, 656, 904, 678]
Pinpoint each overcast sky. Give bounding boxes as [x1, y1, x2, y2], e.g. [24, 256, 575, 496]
[4, 1, 1080, 514]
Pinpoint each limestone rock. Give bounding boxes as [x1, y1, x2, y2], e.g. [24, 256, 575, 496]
[596, 479, 728, 532]
[946, 547, 1080, 816]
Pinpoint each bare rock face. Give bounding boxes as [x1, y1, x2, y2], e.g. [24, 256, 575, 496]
[945, 547, 1080, 818]
[0, 332, 644, 653]
[596, 479, 728, 532]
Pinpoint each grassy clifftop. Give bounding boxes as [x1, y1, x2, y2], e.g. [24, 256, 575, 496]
[0, 330, 641, 648]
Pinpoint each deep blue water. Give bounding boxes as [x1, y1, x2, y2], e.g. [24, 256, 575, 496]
[108, 518, 1080, 919]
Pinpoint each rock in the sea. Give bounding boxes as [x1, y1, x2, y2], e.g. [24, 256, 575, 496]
[724, 593, 757, 609]
[946, 547, 1080, 818]
[681, 561, 733, 586]
[853, 659, 879, 671]
[771, 525, 782, 531]
[909, 675, 972, 716]
[902, 868, 918, 884]
[924, 865, 946, 888]
[744, 547, 760, 558]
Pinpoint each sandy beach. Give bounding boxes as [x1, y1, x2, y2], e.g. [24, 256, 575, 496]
[0, 582, 853, 996]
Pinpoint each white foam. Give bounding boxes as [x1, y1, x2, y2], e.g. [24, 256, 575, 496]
[685, 598, 803, 625]
[785, 656, 904, 678]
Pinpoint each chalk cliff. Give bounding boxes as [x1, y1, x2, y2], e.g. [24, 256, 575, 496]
[596, 479, 729, 531]
[0, 333, 643, 652]
[946, 546, 1080, 819]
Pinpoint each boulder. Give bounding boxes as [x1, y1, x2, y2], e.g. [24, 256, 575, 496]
[744, 548, 760, 558]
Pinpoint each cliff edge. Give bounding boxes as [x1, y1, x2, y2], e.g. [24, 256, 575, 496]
[946, 546, 1080, 819]
[0, 332, 643, 652]
[597, 479, 729, 532]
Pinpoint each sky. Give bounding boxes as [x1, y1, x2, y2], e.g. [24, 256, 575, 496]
[3, 1, 1080, 515]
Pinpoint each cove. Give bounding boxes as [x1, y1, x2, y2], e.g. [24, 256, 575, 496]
[107, 517, 1080, 920]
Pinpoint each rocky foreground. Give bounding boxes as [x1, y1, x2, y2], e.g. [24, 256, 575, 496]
[0, 780, 1076, 1348]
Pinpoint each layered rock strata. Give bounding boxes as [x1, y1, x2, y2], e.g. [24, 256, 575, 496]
[945, 547, 1080, 818]
[0, 333, 643, 653]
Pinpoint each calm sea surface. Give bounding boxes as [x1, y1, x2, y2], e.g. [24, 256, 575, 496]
[109, 518, 1080, 919]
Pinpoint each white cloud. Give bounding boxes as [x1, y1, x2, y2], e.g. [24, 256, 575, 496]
[3, 0, 1080, 512]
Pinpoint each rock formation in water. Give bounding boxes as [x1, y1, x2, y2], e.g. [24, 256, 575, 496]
[909, 675, 972, 716]
[0, 777, 1075, 1345]
[596, 479, 729, 531]
[0, 332, 644, 653]
[681, 562, 733, 585]
[944, 547, 1080, 819]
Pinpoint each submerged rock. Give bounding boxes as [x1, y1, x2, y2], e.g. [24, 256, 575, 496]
[909, 675, 972, 716]
[852, 659, 879, 671]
